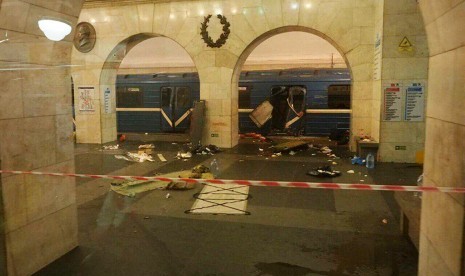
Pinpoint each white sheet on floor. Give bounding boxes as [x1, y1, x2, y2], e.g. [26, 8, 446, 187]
[188, 183, 249, 215]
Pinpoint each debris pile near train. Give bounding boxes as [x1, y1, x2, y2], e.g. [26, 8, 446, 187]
[115, 152, 155, 162]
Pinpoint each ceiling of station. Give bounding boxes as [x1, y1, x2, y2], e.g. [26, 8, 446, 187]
[83, 0, 188, 8]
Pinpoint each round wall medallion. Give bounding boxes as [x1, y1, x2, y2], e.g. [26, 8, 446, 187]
[200, 14, 230, 48]
[73, 22, 96, 53]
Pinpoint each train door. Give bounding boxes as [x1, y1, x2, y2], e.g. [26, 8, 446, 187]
[270, 85, 306, 135]
[160, 86, 192, 132]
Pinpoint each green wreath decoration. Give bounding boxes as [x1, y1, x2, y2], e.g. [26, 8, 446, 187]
[200, 14, 230, 48]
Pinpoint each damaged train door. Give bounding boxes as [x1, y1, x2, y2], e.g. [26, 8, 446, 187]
[269, 85, 306, 135]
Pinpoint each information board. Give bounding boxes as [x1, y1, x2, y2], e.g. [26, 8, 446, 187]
[78, 86, 95, 113]
[383, 83, 402, 121]
[104, 87, 111, 114]
[404, 83, 425, 121]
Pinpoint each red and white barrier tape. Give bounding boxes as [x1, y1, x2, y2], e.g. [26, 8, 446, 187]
[0, 170, 464, 193]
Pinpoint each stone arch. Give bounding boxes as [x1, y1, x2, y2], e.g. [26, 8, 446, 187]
[72, 31, 199, 143]
[230, 26, 359, 147]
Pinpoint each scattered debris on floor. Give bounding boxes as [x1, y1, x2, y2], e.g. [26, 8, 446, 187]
[194, 144, 220, 155]
[329, 129, 350, 145]
[249, 100, 273, 128]
[118, 134, 126, 142]
[138, 144, 155, 149]
[177, 151, 192, 159]
[382, 219, 388, 224]
[351, 156, 366, 165]
[102, 144, 119, 150]
[165, 193, 171, 199]
[347, 170, 355, 174]
[115, 152, 154, 162]
[157, 153, 167, 162]
[111, 180, 171, 196]
[179, 164, 215, 179]
[240, 132, 269, 142]
[166, 181, 196, 190]
[307, 166, 341, 177]
[272, 140, 309, 153]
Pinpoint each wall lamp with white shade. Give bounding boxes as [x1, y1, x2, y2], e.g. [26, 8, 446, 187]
[38, 18, 72, 41]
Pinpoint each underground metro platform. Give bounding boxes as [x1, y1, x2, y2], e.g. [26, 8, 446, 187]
[0, 0, 463, 275]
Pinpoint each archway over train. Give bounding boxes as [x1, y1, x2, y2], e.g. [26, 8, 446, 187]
[75, 33, 199, 143]
[232, 27, 353, 143]
[105, 35, 199, 136]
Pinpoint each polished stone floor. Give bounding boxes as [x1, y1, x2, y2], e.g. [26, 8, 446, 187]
[36, 136, 421, 276]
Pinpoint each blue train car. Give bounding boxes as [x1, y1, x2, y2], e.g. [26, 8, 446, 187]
[116, 69, 351, 136]
[238, 69, 351, 136]
[116, 73, 200, 133]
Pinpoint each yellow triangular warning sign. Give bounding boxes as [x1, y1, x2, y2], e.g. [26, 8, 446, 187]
[399, 37, 412, 48]
[398, 36, 413, 52]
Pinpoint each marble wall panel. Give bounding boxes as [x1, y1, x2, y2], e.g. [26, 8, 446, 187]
[345, 44, 374, 67]
[360, 26, 374, 45]
[1, 174, 27, 232]
[153, 3, 171, 35]
[423, 118, 465, 191]
[425, 1, 465, 56]
[353, 7, 374, 27]
[427, 47, 465, 126]
[20, 0, 83, 17]
[281, 0, 300, 26]
[351, 99, 372, 118]
[24, 160, 75, 225]
[175, 17, 200, 48]
[0, 0, 30, 32]
[420, 192, 464, 275]
[0, 71, 23, 120]
[6, 204, 77, 276]
[378, 141, 424, 162]
[219, 33, 247, 58]
[337, 27, 361, 53]
[243, 6, 270, 37]
[262, 0, 283, 30]
[136, 4, 155, 33]
[314, 1, 341, 34]
[22, 116, 57, 169]
[0, 119, 30, 171]
[55, 114, 74, 163]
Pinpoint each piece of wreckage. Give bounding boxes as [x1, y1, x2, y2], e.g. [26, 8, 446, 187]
[249, 86, 306, 136]
[110, 165, 215, 197]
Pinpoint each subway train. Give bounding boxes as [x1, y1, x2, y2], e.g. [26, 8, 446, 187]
[116, 68, 351, 137]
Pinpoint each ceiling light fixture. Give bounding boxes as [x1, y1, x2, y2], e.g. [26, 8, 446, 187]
[38, 18, 72, 41]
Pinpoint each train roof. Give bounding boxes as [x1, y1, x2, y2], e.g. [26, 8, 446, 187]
[116, 68, 351, 84]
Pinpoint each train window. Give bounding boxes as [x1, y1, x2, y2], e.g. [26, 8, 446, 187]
[176, 87, 191, 108]
[328, 85, 351, 109]
[116, 87, 143, 108]
[238, 86, 250, 109]
[161, 87, 173, 107]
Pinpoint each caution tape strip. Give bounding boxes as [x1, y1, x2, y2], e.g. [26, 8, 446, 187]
[0, 170, 464, 193]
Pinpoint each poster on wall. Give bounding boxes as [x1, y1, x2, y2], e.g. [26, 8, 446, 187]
[404, 82, 425, 121]
[104, 87, 111, 114]
[383, 83, 402, 121]
[78, 86, 95, 113]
